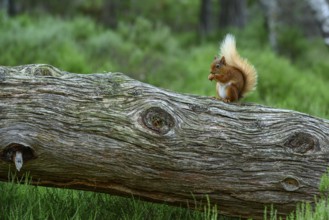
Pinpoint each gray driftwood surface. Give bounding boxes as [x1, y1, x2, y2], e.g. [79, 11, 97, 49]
[0, 64, 329, 219]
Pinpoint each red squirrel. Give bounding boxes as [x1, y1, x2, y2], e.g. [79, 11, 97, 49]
[208, 34, 257, 102]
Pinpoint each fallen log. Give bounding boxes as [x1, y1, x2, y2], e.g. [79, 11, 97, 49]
[0, 64, 328, 219]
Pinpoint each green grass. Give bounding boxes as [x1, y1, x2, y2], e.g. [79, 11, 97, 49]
[262, 200, 329, 220]
[0, 175, 232, 220]
[1, 174, 329, 220]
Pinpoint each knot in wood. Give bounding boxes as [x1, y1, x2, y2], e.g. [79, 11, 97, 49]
[0, 143, 36, 162]
[31, 65, 63, 77]
[284, 132, 318, 154]
[281, 176, 300, 191]
[141, 107, 175, 135]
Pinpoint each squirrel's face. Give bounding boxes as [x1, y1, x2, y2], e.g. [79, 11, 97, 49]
[208, 56, 226, 81]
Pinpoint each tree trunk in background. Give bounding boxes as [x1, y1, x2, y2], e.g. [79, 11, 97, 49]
[307, 0, 329, 46]
[7, 0, 16, 16]
[219, 0, 247, 28]
[260, 0, 279, 52]
[1, 64, 329, 219]
[104, 0, 120, 28]
[0, 0, 16, 16]
[199, 0, 212, 37]
[260, 0, 324, 53]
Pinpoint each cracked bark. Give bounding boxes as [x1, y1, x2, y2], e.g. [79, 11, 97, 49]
[0, 64, 329, 219]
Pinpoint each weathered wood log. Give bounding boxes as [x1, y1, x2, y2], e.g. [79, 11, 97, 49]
[0, 64, 329, 219]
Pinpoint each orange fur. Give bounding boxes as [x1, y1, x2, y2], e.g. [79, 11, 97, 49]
[208, 34, 257, 102]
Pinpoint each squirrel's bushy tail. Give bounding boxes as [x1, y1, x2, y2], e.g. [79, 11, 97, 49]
[219, 34, 257, 96]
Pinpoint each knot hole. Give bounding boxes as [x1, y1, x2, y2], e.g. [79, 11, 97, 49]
[281, 176, 300, 191]
[141, 107, 175, 135]
[284, 132, 319, 154]
[1, 143, 36, 163]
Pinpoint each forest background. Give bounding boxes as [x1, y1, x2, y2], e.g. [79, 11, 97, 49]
[0, 0, 329, 219]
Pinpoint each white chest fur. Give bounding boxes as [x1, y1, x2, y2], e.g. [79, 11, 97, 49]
[216, 82, 231, 99]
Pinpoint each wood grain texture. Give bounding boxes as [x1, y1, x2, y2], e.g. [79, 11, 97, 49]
[0, 64, 329, 219]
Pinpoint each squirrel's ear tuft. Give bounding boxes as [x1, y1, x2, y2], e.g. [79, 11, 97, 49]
[214, 56, 218, 60]
[219, 56, 226, 65]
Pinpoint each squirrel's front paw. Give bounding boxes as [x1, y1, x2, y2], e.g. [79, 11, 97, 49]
[208, 74, 215, 81]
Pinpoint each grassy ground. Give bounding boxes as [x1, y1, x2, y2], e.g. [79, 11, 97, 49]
[0, 177, 226, 220]
[0, 177, 328, 220]
[0, 13, 329, 220]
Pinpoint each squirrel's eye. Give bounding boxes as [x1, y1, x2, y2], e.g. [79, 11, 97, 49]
[215, 64, 220, 68]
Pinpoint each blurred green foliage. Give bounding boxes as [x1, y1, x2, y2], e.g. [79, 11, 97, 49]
[16, 0, 200, 31]
[277, 27, 308, 61]
[0, 13, 183, 80]
[0, 14, 96, 73]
